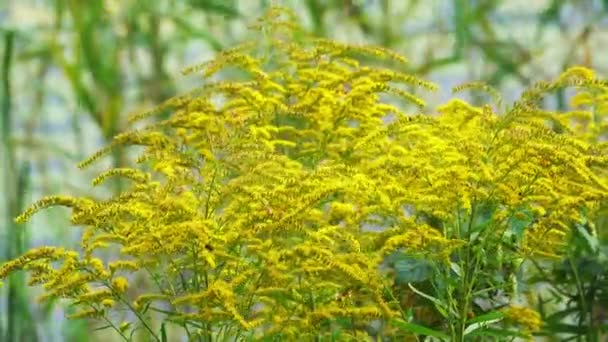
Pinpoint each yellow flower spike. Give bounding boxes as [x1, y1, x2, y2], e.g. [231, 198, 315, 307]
[559, 65, 595, 82]
[108, 260, 139, 274]
[92, 168, 150, 187]
[111, 277, 129, 294]
[67, 308, 103, 320]
[101, 298, 114, 308]
[0, 247, 64, 279]
[502, 305, 542, 335]
[15, 196, 81, 224]
[87, 257, 110, 279]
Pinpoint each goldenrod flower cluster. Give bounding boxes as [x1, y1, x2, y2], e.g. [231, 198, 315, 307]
[2, 7, 607, 340]
[502, 305, 542, 337]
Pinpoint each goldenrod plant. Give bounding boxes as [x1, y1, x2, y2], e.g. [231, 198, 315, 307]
[529, 81, 608, 341]
[1, 7, 607, 341]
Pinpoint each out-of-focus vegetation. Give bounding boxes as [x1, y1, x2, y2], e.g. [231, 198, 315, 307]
[1, 1, 607, 341]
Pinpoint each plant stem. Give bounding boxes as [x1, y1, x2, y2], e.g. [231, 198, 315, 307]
[2, 29, 38, 342]
[110, 284, 161, 342]
[454, 203, 477, 342]
[568, 254, 593, 341]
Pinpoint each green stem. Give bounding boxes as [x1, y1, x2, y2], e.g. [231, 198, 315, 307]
[1, 28, 15, 342]
[107, 282, 161, 342]
[568, 255, 591, 340]
[97, 308, 129, 342]
[2, 29, 38, 342]
[454, 203, 477, 342]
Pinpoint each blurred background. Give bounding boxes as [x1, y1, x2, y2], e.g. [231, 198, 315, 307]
[1, 0, 607, 341]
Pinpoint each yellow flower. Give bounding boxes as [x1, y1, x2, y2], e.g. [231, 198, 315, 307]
[101, 298, 115, 308]
[502, 305, 542, 334]
[111, 277, 129, 294]
[119, 322, 131, 333]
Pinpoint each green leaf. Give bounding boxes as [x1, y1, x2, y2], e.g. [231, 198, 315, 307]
[545, 307, 582, 323]
[467, 327, 528, 339]
[393, 254, 433, 283]
[466, 310, 504, 324]
[391, 319, 449, 340]
[543, 323, 586, 334]
[508, 207, 534, 240]
[187, 0, 240, 17]
[450, 261, 462, 278]
[407, 283, 453, 318]
[575, 223, 599, 254]
[464, 311, 504, 335]
[130, 326, 142, 340]
[92, 324, 114, 332]
[141, 302, 152, 315]
[160, 322, 168, 342]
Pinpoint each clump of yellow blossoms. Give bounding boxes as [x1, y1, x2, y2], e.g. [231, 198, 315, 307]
[502, 305, 542, 338]
[2, 7, 608, 341]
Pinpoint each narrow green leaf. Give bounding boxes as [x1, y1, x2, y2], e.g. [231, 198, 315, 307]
[466, 310, 504, 324]
[544, 323, 586, 334]
[467, 327, 528, 338]
[187, 0, 240, 17]
[141, 302, 152, 315]
[449, 261, 462, 278]
[92, 324, 114, 332]
[464, 311, 504, 336]
[129, 326, 142, 340]
[407, 283, 452, 318]
[545, 307, 580, 323]
[575, 224, 599, 254]
[391, 319, 449, 340]
[407, 283, 443, 307]
[160, 322, 168, 342]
